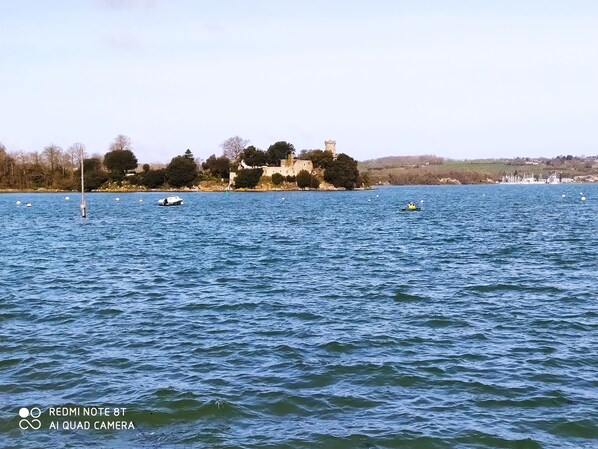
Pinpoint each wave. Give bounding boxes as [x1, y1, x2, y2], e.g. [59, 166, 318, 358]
[393, 291, 426, 302]
[465, 284, 564, 293]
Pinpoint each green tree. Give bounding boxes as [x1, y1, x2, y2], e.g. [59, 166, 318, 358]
[234, 168, 263, 189]
[75, 157, 108, 191]
[310, 175, 320, 189]
[83, 157, 103, 173]
[271, 172, 284, 185]
[266, 141, 295, 166]
[166, 154, 198, 187]
[0, 144, 15, 188]
[241, 146, 268, 167]
[359, 172, 372, 188]
[296, 170, 320, 189]
[202, 154, 231, 179]
[141, 169, 166, 188]
[300, 149, 334, 169]
[105, 136, 135, 180]
[296, 170, 312, 189]
[84, 171, 109, 191]
[104, 149, 138, 178]
[324, 153, 360, 189]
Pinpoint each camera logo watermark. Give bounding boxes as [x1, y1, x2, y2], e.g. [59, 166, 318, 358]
[19, 407, 42, 430]
[16, 405, 135, 431]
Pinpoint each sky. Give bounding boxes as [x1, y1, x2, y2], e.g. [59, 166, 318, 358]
[0, 0, 596, 163]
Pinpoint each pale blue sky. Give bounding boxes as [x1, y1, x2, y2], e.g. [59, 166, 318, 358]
[1, 0, 596, 162]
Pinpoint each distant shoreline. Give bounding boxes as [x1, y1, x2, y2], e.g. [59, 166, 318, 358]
[0, 187, 375, 194]
[2, 183, 595, 195]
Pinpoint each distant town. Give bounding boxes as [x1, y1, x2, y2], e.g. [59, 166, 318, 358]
[1, 135, 597, 192]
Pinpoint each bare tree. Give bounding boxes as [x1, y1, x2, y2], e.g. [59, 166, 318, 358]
[221, 136, 249, 161]
[69, 143, 85, 160]
[109, 134, 132, 152]
[67, 144, 84, 180]
[18, 150, 48, 188]
[42, 144, 62, 187]
[59, 149, 72, 177]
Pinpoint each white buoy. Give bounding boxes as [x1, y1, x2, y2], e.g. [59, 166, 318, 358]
[65, 196, 70, 200]
[16, 201, 21, 205]
[376, 194, 379, 198]
[139, 199, 143, 202]
[581, 196, 586, 201]
[580, 192, 583, 195]
[115, 197, 120, 201]
[420, 200, 424, 203]
[26, 203, 32, 207]
[562, 194, 566, 197]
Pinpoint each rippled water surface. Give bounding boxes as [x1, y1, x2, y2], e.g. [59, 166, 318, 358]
[1, 185, 597, 449]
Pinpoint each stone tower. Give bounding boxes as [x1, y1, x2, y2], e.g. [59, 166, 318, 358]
[324, 140, 336, 158]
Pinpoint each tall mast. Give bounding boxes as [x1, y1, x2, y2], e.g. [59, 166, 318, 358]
[80, 146, 86, 218]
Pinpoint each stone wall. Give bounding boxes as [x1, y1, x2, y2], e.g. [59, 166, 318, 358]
[262, 159, 313, 177]
[229, 158, 313, 186]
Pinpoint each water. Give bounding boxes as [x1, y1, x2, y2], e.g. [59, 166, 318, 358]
[1, 185, 597, 449]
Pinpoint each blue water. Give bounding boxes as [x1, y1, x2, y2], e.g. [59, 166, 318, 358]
[1, 185, 597, 449]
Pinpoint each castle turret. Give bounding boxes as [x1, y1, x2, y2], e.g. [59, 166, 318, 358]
[324, 140, 336, 158]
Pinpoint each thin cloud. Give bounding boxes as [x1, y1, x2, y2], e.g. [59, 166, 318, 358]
[98, 0, 155, 9]
[103, 30, 144, 52]
[203, 20, 223, 34]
